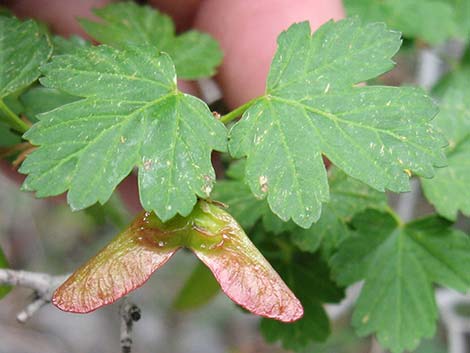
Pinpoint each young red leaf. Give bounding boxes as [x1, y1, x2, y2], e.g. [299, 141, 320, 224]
[53, 201, 303, 322]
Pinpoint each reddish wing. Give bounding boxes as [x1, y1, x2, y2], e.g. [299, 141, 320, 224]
[53, 202, 304, 323]
[192, 208, 304, 323]
[53, 212, 179, 313]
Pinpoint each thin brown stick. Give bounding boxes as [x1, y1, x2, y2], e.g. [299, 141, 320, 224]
[119, 297, 141, 353]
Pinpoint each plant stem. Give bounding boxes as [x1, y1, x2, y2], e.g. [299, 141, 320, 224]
[0, 268, 69, 322]
[219, 97, 260, 124]
[120, 297, 141, 353]
[0, 99, 29, 133]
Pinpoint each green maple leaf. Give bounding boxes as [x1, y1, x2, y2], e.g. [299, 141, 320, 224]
[445, 0, 470, 37]
[331, 210, 470, 353]
[291, 167, 387, 257]
[79, 2, 222, 79]
[52, 35, 90, 55]
[212, 160, 284, 231]
[0, 247, 11, 299]
[20, 45, 227, 221]
[213, 178, 268, 230]
[20, 86, 79, 123]
[17, 36, 90, 123]
[215, 179, 300, 233]
[1, 32, 85, 125]
[422, 86, 470, 220]
[214, 162, 387, 257]
[0, 123, 21, 147]
[0, 16, 52, 132]
[344, 0, 459, 44]
[432, 64, 470, 98]
[434, 61, 470, 107]
[228, 18, 445, 228]
[0, 16, 52, 98]
[260, 253, 344, 350]
[212, 160, 297, 233]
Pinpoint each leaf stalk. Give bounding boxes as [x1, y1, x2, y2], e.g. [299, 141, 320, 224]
[385, 206, 404, 227]
[0, 99, 29, 133]
[219, 97, 260, 124]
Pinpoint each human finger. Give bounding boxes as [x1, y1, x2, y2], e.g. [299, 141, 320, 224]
[194, 0, 345, 109]
[5, 0, 112, 37]
[147, 0, 202, 31]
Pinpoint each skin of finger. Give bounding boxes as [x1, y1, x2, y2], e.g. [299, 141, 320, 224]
[147, 0, 202, 31]
[6, 0, 112, 38]
[194, 0, 345, 109]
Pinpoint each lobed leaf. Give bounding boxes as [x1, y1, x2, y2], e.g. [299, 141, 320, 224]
[448, 0, 470, 37]
[213, 160, 297, 233]
[20, 86, 79, 123]
[79, 2, 222, 79]
[331, 210, 470, 353]
[0, 123, 21, 147]
[228, 18, 446, 228]
[54, 201, 303, 322]
[0, 16, 52, 98]
[291, 167, 387, 257]
[20, 45, 227, 221]
[214, 162, 387, 257]
[52, 35, 91, 55]
[421, 138, 470, 219]
[432, 66, 470, 98]
[344, 0, 459, 44]
[422, 86, 470, 220]
[212, 176, 268, 230]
